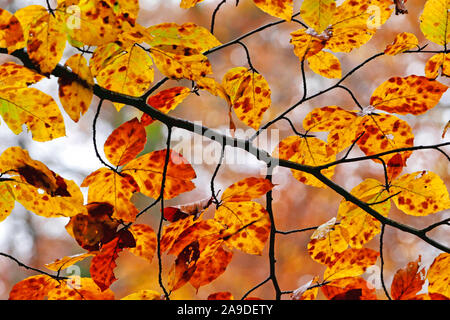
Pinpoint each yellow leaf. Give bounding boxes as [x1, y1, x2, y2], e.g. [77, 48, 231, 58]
[150, 47, 212, 81]
[308, 225, 349, 267]
[0, 87, 65, 142]
[384, 32, 419, 55]
[59, 0, 119, 46]
[121, 290, 162, 300]
[425, 53, 450, 79]
[427, 253, 450, 299]
[13, 5, 47, 46]
[47, 276, 115, 300]
[0, 62, 44, 89]
[290, 29, 325, 61]
[0, 183, 15, 222]
[222, 68, 271, 130]
[252, 0, 293, 21]
[81, 168, 139, 222]
[370, 75, 448, 115]
[0, 8, 25, 53]
[58, 54, 94, 122]
[323, 248, 379, 281]
[97, 46, 154, 111]
[300, 0, 336, 34]
[147, 22, 221, 53]
[45, 253, 95, 271]
[302, 106, 359, 155]
[337, 179, 390, 248]
[89, 42, 124, 77]
[326, 0, 393, 52]
[122, 149, 196, 200]
[127, 224, 157, 263]
[27, 9, 66, 74]
[216, 201, 271, 255]
[356, 113, 414, 171]
[307, 50, 342, 78]
[180, 0, 204, 9]
[390, 171, 450, 216]
[420, 0, 450, 46]
[274, 136, 336, 188]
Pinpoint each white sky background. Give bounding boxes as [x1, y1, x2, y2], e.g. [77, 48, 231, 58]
[0, 0, 449, 298]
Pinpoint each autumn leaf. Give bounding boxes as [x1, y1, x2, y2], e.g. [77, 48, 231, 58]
[58, 0, 119, 47]
[208, 292, 234, 300]
[0, 183, 14, 222]
[323, 248, 379, 281]
[45, 253, 95, 272]
[290, 28, 326, 61]
[66, 202, 119, 251]
[220, 177, 274, 202]
[180, 0, 204, 9]
[8, 275, 58, 300]
[391, 256, 426, 300]
[0, 62, 44, 88]
[384, 32, 419, 55]
[308, 224, 349, 267]
[127, 224, 157, 263]
[216, 201, 271, 255]
[307, 50, 342, 79]
[147, 22, 221, 53]
[97, 45, 154, 111]
[322, 277, 377, 300]
[58, 54, 94, 122]
[427, 253, 450, 299]
[222, 67, 271, 130]
[291, 277, 320, 300]
[142, 87, 191, 126]
[163, 197, 213, 222]
[0, 83, 65, 142]
[300, 0, 336, 34]
[425, 53, 450, 79]
[90, 229, 136, 291]
[370, 75, 448, 115]
[168, 240, 201, 291]
[103, 117, 147, 167]
[121, 290, 162, 300]
[302, 106, 359, 155]
[356, 113, 414, 175]
[25, 6, 66, 74]
[252, 0, 293, 21]
[390, 171, 450, 216]
[0, 8, 25, 53]
[337, 179, 391, 248]
[420, 0, 450, 46]
[122, 149, 196, 200]
[190, 240, 233, 289]
[149, 46, 212, 81]
[274, 136, 336, 188]
[81, 168, 139, 222]
[47, 276, 115, 300]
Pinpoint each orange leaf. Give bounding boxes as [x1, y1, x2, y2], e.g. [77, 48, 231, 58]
[104, 118, 147, 167]
[252, 0, 293, 21]
[308, 224, 349, 267]
[9, 275, 57, 300]
[208, 292, 234, 300]
[427, 253, 450, 299]
[45, 253, 95, 272]
[384, 32, 418, 55]
[142, 87, 191, 126]
[90, 230, 136, 291]
[322, 277, 377, 300]
[47, 276, 115, 300]
[391, 256, 426, 300]
[221, 177, 274, 202]
[122, 149, 196, 200]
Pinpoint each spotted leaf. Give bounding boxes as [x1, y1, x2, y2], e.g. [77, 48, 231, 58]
[252, 0, 294, 21]
[427, 253, 450, 299]
[307, 50, 342, 78]
[391, 256, 426, 300]
[384, 32, 419, 55]
[323, 248, 379, 281]
[127, 224, 157, 263]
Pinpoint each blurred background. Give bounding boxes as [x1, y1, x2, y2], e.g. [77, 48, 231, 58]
[0, 0, 448, 300]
